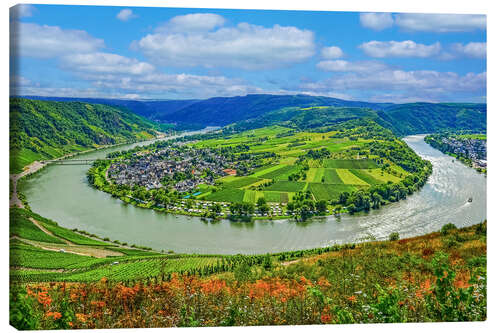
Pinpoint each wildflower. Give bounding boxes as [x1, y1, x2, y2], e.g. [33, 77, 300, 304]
[321, 313, 332, 324]
[75, 313, 87, 323]
[37, 291, 52, 307]
[91, 300, 106, 308]
[100, 277, 108, 284]
[347, 295, 357, 303]
[46, 312, 62, 320]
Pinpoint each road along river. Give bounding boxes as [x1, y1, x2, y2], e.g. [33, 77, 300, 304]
[21, 134, 487, 254]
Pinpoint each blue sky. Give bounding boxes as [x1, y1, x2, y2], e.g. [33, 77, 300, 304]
[10, 4, 486, 103]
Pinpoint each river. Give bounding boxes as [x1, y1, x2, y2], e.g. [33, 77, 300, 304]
[21, 134, 487, 254]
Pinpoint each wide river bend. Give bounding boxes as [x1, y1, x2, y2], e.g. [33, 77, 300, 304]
[22, 134, 487, 254]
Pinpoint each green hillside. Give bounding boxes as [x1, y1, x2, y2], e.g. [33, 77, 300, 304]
[9, 98, 160, 173]
[377, 103, 486, 135]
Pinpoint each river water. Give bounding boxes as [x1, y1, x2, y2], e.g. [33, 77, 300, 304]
[21, 134, 487, 254]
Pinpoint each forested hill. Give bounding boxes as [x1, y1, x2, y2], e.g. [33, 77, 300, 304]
[9, 98, 160, 173]
[16, 94, 486, 136]
[377, 103, 486, 136]
[154, 94, 388, 126]
[20, 95, 200, 119]
[20, 94, 389, 125]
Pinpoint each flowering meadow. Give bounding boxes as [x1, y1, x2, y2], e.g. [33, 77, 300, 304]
[10, 222, 486, 329]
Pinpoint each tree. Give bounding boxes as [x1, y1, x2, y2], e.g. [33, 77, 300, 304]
[256, 197, 267, 206]
[371, 192, 382, 209]
[315, 200, 327, 213]
[210, 203, 222, 214]
[258, 203, 270, 215]
[389, 232, 400, 241]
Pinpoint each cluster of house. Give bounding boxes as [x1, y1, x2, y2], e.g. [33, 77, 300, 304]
[442, 137, 487, 168]
[107, 147, 236, 192]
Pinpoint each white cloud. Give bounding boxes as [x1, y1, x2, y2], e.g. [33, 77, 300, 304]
[320, 46, 344, 59]
[360, 13, 394, 31]
[61, 52, 155, 76]
[300, 68, 486, 102]
[157, 13, 225, 33]
[133, 15, 315, 70]
[10, 22, 105, 58]
[395, 13, 486, 33]
[359, 40, 441, 58]
[116, 9, 136, 22]
[451, 42, 486, 59]
[10, 4, 35, 20]
[316, 60, 388, 73]
[12, 71, 263, 99]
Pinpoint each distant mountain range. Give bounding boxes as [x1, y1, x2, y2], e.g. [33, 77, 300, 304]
[18, 94, 486, 136]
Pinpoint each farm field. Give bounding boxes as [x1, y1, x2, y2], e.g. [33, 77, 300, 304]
[179, 124, 411, 207]
[336, 169, 370, 186]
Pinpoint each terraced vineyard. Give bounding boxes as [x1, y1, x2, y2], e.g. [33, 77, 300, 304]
[9, 208, 228, 283]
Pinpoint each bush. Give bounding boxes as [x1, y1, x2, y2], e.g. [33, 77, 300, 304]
[389, 232, 400, 241]
[440, 223, 457, 236]
[475, 221, 486, 235]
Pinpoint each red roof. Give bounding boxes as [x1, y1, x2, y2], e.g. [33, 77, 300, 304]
[223, 168, 237, 175]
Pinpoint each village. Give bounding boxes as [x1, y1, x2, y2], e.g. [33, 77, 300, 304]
[107, 146, 238, 192]
[441, 136, 487, 169]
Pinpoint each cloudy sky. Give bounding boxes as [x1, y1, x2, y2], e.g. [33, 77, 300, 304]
[10, 4, 486, 103]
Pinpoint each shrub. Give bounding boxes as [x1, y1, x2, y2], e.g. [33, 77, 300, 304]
[389, 232, 400, 241]
[440, 223, 457, 236]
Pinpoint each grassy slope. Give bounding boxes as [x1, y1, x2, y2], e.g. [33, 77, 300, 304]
[10, 222, 487, 329]
[10, 98, 159, 173]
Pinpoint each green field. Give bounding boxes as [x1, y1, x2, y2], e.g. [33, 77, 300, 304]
[10, 240, 97, 269]
[307, 183, 356, 201]
[336, 169, 370, 185]
[223, 176, 261, 189]
[263, 191, 282, 202]
[243, 190, 256, 203]
[323, 159, 378, 169]
[323, 168, 343, 184]
[204, 188, 245, 203]
[368, 168, 403, 183]
[10, 209, 65, 244]
[266, 181, 307, 192]
[348, 169, 384, 185]
[251, 164, 285, 177]
[257, 165, 298, 180]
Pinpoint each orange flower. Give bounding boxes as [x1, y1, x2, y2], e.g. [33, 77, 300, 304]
[100, 277, 108, 283]
[346, 295, 357, 303]
[201, 280, 228, 295]
[46, 312, 62, 320]
[37, 291, 52, 307]
[75, 313, 87, 323]
[91, 300, 106, 308]
[321, 313, 332, 324]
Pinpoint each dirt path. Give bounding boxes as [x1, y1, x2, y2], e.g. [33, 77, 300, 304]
[29, 217, 74, 245]
[13, 236, 124, 258]
[280, 259, 302, 266]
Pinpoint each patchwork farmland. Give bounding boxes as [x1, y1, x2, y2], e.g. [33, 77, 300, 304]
[188, 125, 406, 205]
